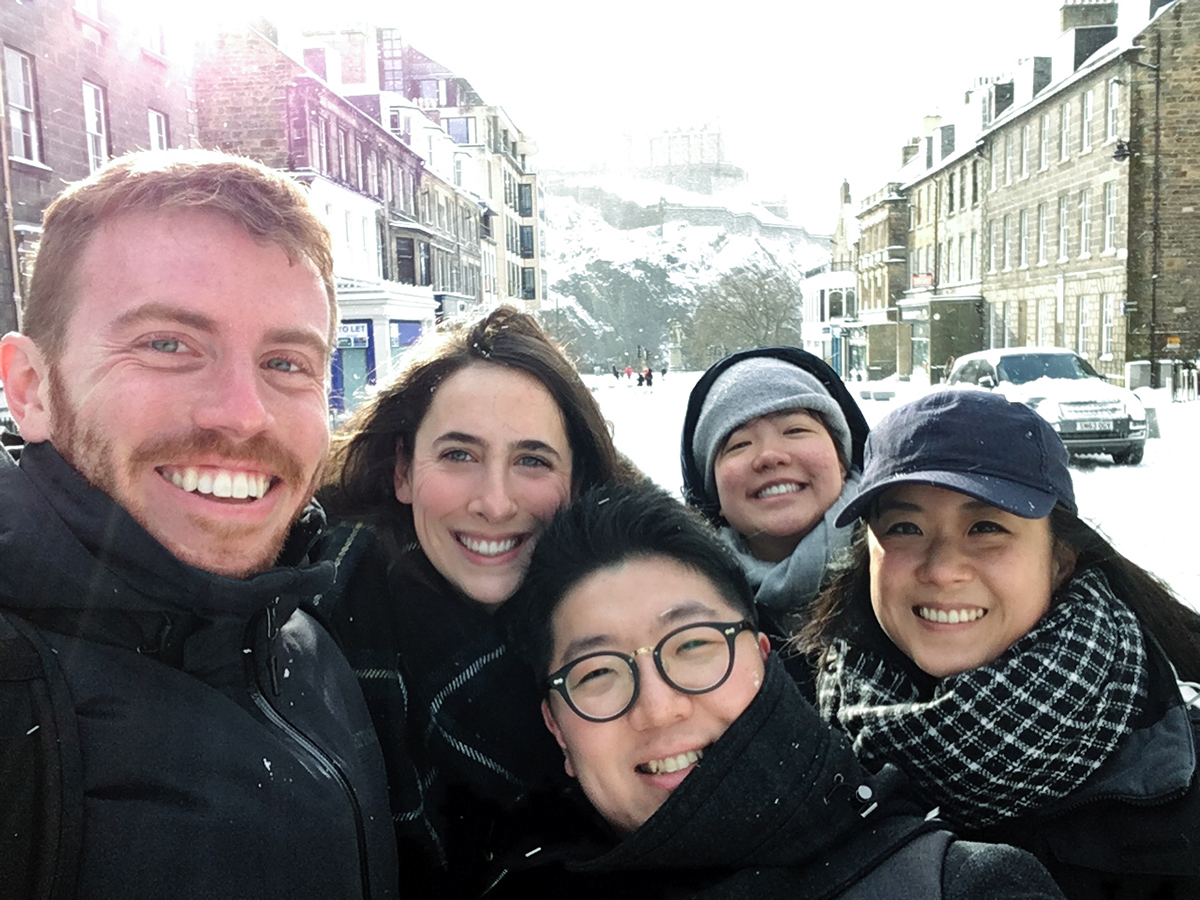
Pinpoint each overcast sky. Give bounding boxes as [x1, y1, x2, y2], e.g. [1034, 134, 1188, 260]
[374, 0, 1065, 230]
[176, 0, 1066, 230]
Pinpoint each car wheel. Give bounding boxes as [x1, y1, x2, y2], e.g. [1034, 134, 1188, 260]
[1112, 446, 1144, 466]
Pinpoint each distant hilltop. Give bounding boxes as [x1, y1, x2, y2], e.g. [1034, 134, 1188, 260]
[538, 167, 831, 371]
[544, 170, 828, 245]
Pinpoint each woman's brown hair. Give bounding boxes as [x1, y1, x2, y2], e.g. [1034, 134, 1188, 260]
[319, 306, 628, 559]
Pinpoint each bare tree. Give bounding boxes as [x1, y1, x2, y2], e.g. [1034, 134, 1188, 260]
[685, 263, 802, 367]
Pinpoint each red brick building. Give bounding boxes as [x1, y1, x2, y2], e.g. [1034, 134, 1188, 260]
[1, 0, 195, 331]
[192, 25, 437, 411]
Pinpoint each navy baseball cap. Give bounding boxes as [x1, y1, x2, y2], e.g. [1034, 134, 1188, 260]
[836, 390, 1076, 526]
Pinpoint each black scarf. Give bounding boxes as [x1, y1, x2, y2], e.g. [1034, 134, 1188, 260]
[818, 567, 1148, 829]
[318, 524, 564, 895]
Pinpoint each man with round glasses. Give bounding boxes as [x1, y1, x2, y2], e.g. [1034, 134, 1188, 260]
[493, 481, 1064, 897]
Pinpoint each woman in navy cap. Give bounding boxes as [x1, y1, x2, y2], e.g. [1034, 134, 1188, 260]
[801, 389, 1200, 899]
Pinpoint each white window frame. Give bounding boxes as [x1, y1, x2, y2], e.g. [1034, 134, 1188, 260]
[1018, 208, 1029, 267]
[1081, 90, 1094, 152]
[1037, 202, 1048, 264]
[143, 22, 167, 57]
[147, 108, 167, 151]
[1004, 133, 1013, 184]
[1101, 293, 1116, 356]
[1039, 113, 1050, 170]
[1079, 188, 1092, 256]
[82, 80, 107, 173]
[1060, 102, 1071, 161]
[5, 47, 40, 163]
[1002, 214, 1012, 270]
[1058, 195, 1070, 261]
[1020, 124, 1030, 178]
[1104, 182, 1118, 251]
[1077, 296, 1090, 357]
[1107, 79, 1120, 141]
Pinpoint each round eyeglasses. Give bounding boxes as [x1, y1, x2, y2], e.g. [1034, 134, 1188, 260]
[545, 620, 756, 723]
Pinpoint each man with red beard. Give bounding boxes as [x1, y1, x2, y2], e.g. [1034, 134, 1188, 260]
[0, 150, 397, 899]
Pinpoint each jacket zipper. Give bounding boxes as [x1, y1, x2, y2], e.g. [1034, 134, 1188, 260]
[246, 615, 374, 899]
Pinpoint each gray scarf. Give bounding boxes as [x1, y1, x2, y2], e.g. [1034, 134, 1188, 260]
[720, 471, 861, 614]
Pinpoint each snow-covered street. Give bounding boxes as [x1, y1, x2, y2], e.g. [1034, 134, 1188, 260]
[586, 371, 1200, 612]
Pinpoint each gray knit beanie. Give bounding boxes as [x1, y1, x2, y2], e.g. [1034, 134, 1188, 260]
[692, 357, 853, 503]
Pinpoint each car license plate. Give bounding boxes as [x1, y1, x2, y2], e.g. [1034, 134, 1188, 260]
[1076, 420, 1112, 431]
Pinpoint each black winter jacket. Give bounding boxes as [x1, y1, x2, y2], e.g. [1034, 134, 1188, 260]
[974, 632, 1200, 900]
[483, 655, 1064, 900]
[0, 444, 398, 900]
[317, 525, 565, 897]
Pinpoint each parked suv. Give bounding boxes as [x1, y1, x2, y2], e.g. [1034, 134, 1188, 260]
[946, 348, 1147, 465]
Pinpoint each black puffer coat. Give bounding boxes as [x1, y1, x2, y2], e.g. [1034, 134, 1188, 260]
[483, 655, 1064, 900]
[0, 443, 398, 900]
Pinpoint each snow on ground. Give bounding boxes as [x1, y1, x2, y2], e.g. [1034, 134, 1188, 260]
[585, 372, 1200, 611]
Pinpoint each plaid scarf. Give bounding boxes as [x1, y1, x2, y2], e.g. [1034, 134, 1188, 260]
[818, 567, 1148, 830]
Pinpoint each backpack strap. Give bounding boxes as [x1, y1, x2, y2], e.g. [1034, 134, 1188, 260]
[0, 610, 84, 900]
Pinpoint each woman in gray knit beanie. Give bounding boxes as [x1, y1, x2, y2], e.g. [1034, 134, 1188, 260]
[681, 347, 869, 619]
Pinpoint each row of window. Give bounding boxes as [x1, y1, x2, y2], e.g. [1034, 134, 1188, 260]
[993, 293, 1121, 358]
[910, 181, 1121, 285]
[310, 110, 485, 248]
[5, 46, 169, 171]
[418, 188, 480, 244]
[308, 115, 404, 208]
[503, 217, 535, 258]
[395, 235, 483, 296]
[988, 183, 1120, 272]
[912, 79, 1122, 228]
[505, 261, 537, 300]
[502, 170, 534, 216]
[910, 163, 981, 226]
[992, 80, 1121, 191]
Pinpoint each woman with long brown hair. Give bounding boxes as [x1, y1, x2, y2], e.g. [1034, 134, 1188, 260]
[316, 306, 630, 896]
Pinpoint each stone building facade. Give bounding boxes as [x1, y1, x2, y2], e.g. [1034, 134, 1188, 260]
[856, 182, 910, 379]
[397, 43, 545, 311]
[192, 25, 437, 411]
[1, 0, 194, 332]
[855, 0, 1197, 384]
[1126, 0, 1200, 375]
[980, 14, 1133, 382]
